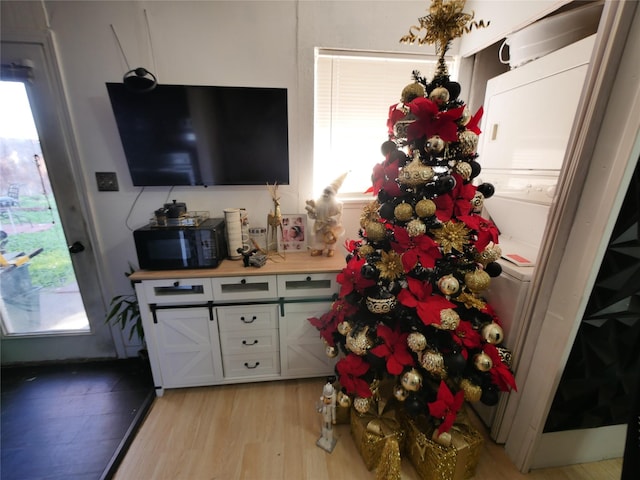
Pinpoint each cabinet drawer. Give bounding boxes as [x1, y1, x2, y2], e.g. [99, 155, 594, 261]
[216, 304, 278, 332]
[222, 351, 280, 378]
[277, 273, 338, 298]
[211, 275, 277, 301]
[220, 329, 279, 355]
[143, 278, 214, 304]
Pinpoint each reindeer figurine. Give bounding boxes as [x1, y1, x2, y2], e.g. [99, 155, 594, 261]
[266, 183, 284, 255]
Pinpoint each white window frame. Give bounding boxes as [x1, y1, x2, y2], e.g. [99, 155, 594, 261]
[313, 48, 458, 199]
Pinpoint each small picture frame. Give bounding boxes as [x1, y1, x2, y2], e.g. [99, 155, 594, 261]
[279, 214, 307, 253]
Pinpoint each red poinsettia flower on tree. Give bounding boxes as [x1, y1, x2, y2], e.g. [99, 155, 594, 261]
[398, 276, 433, 309]
[484, 344, 517, 392]
[336, 255, 376, 297]
[308, 298, 358, 347]
[336, 353, 372, 398]
[391, 225, 442, 271]
[466, 106, 484, 135]
[368, 157, 402, 197]
[416, 295, 457, 329]
[406, 97, 466, 143]
[370, 324, 415, 375]
[428, 380, 465, 434]
[434, 173, 477, 221]
[457, 214, 500, 252]
[451, 319, 482, 350]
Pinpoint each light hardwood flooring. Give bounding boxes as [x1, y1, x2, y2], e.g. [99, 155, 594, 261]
[114, 378, 623, 479]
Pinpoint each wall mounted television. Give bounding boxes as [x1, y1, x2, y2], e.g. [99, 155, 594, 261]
[105, 83, 290, 186]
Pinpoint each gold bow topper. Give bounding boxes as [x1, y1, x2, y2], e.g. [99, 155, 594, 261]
[400, 0, 490, 58]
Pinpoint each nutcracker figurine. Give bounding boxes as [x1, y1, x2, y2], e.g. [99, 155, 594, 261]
[316, 382, 337, 452]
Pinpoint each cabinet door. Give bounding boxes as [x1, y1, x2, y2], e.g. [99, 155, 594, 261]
[279, 301, 337, 378]
[153, 307, 223, 388]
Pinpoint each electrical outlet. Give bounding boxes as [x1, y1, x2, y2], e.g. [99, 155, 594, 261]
[96, 172, 119, 191]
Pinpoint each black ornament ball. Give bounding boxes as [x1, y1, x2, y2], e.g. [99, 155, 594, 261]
[469, 160, 481, 179]
[436, 175, 456, 194]
[378, 201, 396, 221]
[481, 385, 500, 406]
[446, 81, 461, 100]
[444, 351, 467, 376]
[485, 262, 502, 277]
[360, 263, 379, 280]
[477, 183, 495, 199]
[377, 190, 391, 204]
[381, 140, 397, 157]
[404, 393, 424, 417]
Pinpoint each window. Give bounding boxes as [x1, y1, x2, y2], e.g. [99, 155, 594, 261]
[314, 49, 457, 197]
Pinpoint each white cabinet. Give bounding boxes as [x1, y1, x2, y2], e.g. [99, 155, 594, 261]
[132, 256, 343, 395]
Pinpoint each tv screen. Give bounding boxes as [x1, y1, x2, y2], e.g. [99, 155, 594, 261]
[106, 83, 290, 186]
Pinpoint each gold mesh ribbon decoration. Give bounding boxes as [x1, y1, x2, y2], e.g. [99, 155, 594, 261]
[399, 0, 489, 75]
[399, 408, 483, 480]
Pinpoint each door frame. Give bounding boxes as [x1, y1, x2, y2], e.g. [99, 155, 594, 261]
[1, 29, 119, 362]
[503, 0, 640, 471]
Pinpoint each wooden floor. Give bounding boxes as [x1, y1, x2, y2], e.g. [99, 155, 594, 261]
[114, 378, 622, 480]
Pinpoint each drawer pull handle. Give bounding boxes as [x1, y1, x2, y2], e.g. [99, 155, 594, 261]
[242, 339, 259, 346]
[173, 281, 180, 287]
[241, 315, 257, 323]
[244, 361, 260, 369]
[240, 279, 247, 284]
[306, 276, 312, 281]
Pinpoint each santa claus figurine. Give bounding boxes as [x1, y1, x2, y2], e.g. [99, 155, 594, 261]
[306, 173, 347, 257]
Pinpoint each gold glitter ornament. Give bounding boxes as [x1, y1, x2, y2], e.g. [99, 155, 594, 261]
[475, 245, 502, 266]
[437, 274, 460, 296]
[433, 221, 471, 254]
[454, 161, 473, 181]
[458, 129, 479, 155]
[325, 345, 338, 358]
[401, 368, 423, 392]
[376, 250, 404, 281]
[420, 350, 447, 378]
[425, 135, 445, 154]
[337, 321, 352, 336]
[415, 198, 437, 218]
[465, 269, 491, 293]
[437, 308, 460, 330]
[429, 87, 450, 105]
[359, 244, 375, 257]
[401, 83, 426, 103]
[346, 326, 373, 355]
[353, 396, 371, 414]
[407, 332, 427, 352]
[481, 322, 504, 345]
[398, 155, 434, 187]
[394, 202, 414, 222]
[366, 221, 387, 242]
[337, 391, 352, 408]
[394, 384, 410, 401]
[460, 378, 482, 402]
[406, 218, 427, 237]
[360, 200, 381, 228]
[474, 352, 493, 372]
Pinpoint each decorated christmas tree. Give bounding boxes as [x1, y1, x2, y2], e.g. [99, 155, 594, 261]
[308, 0, 516, 461]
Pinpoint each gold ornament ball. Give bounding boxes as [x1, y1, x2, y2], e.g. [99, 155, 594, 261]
[346, 327, 373, 355]
[432, 429, 452, 447]
[325, 345, 338, 358]
[437, 274, 460, 296]
[455, 161, 473, 181]
[420, 350, 446, 377]
[482, 322, 505, 345]
[401, 83, 425, 104]
[429, 87, 450, 105]
[407, 332, 427, 352]
[337, 321, 352, 336]
[459, 130, 479, 156]
[474, 352, 493, 372]
[458, 106, 471, 126]
[393, 384, 410, 402]
[337, 391, 352, 408]
[406, 219, 427, 237]
[438, 308, 460, 330]
[460, 378, 483, 402]
[401, 368, 423, 392]
[353, 396, 371, 414]
[366, 221, 387, 242]
[465, 269, 491, 293]
[394, 202, 414, 222]
[359, 244, 375, 257]
[415, 198, 437, 218]
[425, 135, 445, 154]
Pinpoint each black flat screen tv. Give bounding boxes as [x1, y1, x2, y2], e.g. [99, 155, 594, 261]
[106, 83, 290, 186]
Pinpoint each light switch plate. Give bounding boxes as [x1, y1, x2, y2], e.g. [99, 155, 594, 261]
[96, 172, 119, 191]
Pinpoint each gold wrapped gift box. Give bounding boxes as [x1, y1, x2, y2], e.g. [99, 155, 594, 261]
[399, 410, 483, 480]
[350, 405, 405, 480]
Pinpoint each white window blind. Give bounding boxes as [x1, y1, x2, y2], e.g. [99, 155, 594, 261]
[314, 50, 457, 197]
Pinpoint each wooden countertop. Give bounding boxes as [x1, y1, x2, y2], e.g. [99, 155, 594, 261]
[129, 253, 346, 281]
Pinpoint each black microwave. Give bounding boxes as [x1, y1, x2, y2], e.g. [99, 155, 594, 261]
[134, 218, 227, 270]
